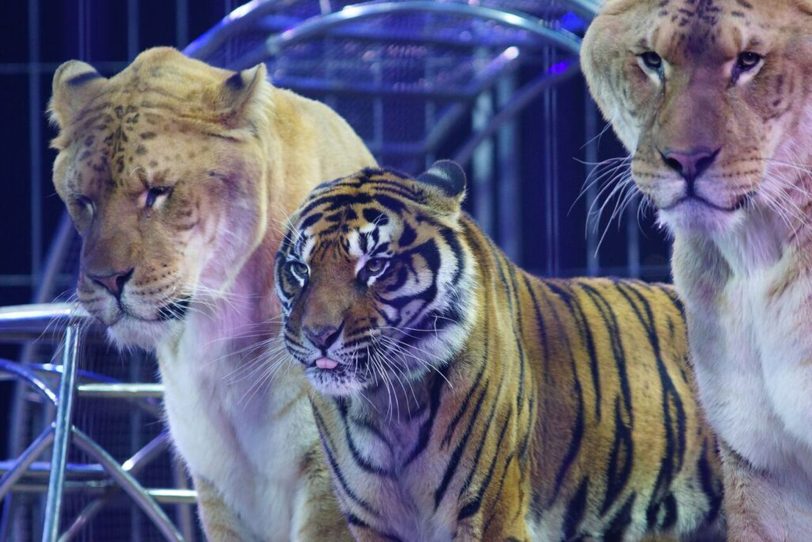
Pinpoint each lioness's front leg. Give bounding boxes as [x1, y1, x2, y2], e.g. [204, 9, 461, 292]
[195, 475, 257, 542]
[719, 444, 798, 542]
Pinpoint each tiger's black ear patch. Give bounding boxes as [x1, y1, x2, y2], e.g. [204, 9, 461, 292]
[416, 160, 466, 197]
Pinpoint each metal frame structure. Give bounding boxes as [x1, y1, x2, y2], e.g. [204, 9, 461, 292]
[0, 305, 194, 541]
[0, 1, 627, 540]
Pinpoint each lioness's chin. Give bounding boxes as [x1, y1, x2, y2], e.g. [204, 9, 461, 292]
[657, 199, 745, 234]
[106, 317, 176, 350]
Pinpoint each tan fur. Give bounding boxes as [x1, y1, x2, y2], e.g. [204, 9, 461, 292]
[582, 2, 812, 539]
[50, 47, 376, 540]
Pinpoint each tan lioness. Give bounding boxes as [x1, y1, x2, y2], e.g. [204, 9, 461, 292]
[582, 1, 812, 539]
[49, 47, 376, 540]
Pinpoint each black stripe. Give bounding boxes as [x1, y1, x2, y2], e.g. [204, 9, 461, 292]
[603, 493, 636, 542]
[434, 378, 490, 508]
[523, 275, 550, 363]
[615, 283, 687, 526]
[697, 442, 723, 524]
[507, 265, 528, 413]
[346, 513, 369, 528]
[481, 452, 515, 534]
[441, 324, 488, 447]
[440, 253, 493, 449]
[562, 477, 589, 540]
[546, 281, 602, 421]
[602, 397, 635, 514]
[336, 400, 393, 477]
[577, 283, 635, 513]
[404, 366, 448, 465]
[457, 357, 510, 499]
[310, 403, 380, 518]
[459, 408, 514, 522]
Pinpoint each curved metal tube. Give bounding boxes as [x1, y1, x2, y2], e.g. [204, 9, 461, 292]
[270, 2, 583, 54]
[0, 359, 58, 405]
[60, 433, 173, 542]
[0, 428, 54, 500]
[0, 303, 92, 344]
[184, 0, 599, 62]
[233, 1, 583, 70]
[71, 428, 183, 542]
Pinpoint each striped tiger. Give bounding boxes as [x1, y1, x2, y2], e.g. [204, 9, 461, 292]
[273, 161, 723, 541]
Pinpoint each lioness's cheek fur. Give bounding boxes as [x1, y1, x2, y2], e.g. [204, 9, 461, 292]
[50, 47, 375, 541]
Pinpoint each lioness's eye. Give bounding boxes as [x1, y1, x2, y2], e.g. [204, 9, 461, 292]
[640, 51, 663, 71]
[359, 257, 389, 282]
[286, 261, 309, 283]
[145, 186, 171, 209]
[75, 195, 94, 212]
[736, 51, 762, 72]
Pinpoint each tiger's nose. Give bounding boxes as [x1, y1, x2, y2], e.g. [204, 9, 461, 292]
[88, 268, 134, 298]
[659, 147, 720, 186]
[303, 324, 343, 351]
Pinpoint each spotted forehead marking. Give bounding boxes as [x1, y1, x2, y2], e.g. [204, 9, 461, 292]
[649, 0, 758, 53]
[654, 0, 753, 26]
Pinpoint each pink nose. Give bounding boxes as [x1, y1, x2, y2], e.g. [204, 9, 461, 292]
[659, 148, 720, 184]
[303, 324, 342, 350]
[88, 268, 134, 298]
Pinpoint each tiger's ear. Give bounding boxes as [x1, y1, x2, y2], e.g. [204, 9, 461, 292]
[415, 160, 467, 215]
[49, 60, 108, 129]
[212, 63, 268, 128]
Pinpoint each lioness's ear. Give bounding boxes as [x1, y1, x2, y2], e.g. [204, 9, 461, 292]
[49, 60, 108, 129]
[214, 63, 268, 127]
[415, 160, 467, 215]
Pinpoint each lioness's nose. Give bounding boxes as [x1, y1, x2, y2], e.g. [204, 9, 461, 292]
[88, 268, 134, 298]
[303, 323, 343, 351]
[659, 147, 720, 185]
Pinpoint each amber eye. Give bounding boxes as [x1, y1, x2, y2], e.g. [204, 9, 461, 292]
[736, 51, 762, 72]
[640, 51, 663, 71]
[360, 257, 389, 281]
[145, 186, 171, 208]
[286, 260, 309, 283]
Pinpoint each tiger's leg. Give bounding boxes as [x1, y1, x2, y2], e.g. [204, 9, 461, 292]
[194, 475, 255, 542]
[289, 445, 353, 541]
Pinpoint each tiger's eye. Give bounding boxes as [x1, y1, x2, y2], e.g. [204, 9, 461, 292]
[287, 261, 309, 282]
[364, 258, 387, 276]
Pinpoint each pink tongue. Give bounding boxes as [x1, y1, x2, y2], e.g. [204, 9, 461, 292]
[316, 357, 339, 370]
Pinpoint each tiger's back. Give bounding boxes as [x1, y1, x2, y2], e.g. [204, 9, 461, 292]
[275, 164, 722, 541]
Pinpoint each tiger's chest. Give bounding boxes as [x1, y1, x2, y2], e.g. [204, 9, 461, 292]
[317, 398, 466, 542]
[682, 258, 812, 487]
